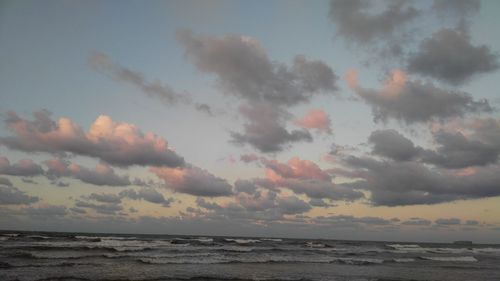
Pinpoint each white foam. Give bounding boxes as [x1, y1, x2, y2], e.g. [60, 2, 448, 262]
[225, 238, 261, 244]
[393, 258, 415, 263]
[420, 256, 477, 262]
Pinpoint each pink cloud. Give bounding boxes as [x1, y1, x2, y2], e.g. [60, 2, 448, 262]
[150, 166, 233, 197]
[294, 109, 332, 134]
[1, 110, 184, 167]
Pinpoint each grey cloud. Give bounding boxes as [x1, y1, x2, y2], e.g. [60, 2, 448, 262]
[368, 121, 500, 169]
[25, 205, 67, 217]
[349, 73, 492, 124]
[177, 30, 338, 107]
[151, 165, 233, 197]
[0, 177, 13, 187]
[422, 130, 499, 169]
[86, 193, 122, 204]
[309, 198, 334, 208]
[177, 30, 337, 153]
[119, 187, 174, 207]
[329, 0, 419, 44]
[195, 103, 214, 116]
[70, 207, 87, 214]
[342, 156, 500, 206]
[466, 219, 479, 226]
[276, 196, 311, 215]
[0, 157, 44, 177]
[45, 158, 131, 187]
[0, 185, 39, 205]
[433, 0, 480, 19]
[401, 217, 432, 226]
[89, 52, 188, 106]
[230, 103, 312, 153]
[368, 129, 421, 161]
[314, 214, 394, 227]
[435, 218, 461, 225]
[0, 111, 185, 168]
[407, 27, 498, 84]
[234, 179, 258, 194]
[75, 200, 123, 215]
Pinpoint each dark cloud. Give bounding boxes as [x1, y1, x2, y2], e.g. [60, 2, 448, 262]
[151, 165, 233, 197]
[231, 103, 312, 153]
[422, 130, 499, 169]
[119, 187, 174, 207]
[75, 200, 123, 215]
[0, 177, 13, 187]
[342, 156, 500, 206]
[276, 196, 311, 215]
[45, 158, 131, 187]
[0, 110, 184, 168]
[435, 218, 461, 225]
[347, 70, 492, 124]
[0, 156, 44, 177]
[368, 119, 500, 169]
[368, 129, 422, 161]
[465, 219, 479, 226]
[195, 103, 214, 116]
[25, 205, 67, 217]
[86, 193, 122, 204]
[401, 217, 432, 226]
[407, 27, 498, 84]
[89, 52, 188, 106]
[308, 198, 334, 208]
[0, 185, 39, 205]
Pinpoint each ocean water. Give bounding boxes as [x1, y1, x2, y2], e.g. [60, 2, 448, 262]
[1, 231, 500, 281]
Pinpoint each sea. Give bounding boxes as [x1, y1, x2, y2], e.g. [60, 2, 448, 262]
[1, 231, 499, 281]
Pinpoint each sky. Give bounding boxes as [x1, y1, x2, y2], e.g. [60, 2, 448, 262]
[1, 0, 500, 243]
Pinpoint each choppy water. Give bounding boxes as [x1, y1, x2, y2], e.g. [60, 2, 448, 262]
[1, 231, 499, 281]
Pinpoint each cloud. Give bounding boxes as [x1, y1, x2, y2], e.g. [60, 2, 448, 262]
[329, 0, 419, 44]
[45, 158, 131, 186]
[276, 196, 312, 214]
[255, 157, 364, 201]
[0, 156, 44, 177]
[177, 30, 338, 106]
[240, 154, 260, 163]
[119, 187, 174, 207]
[368, 129, 422, 161]
[294, 109, 332, 134]
[368, 118, 500, 169]
[0, 185, 39, 205]
[435, 218, 461, 225]
[25, 205, 67, 217]
[422, 130, 499, 169]
[1, 110, 185, 168]
[346, 69, 492, 123]
[342, 156, 500, 206]
[89, 52, 188, 105]
[194, 103, 214, 116]
[407, 27, 498, 84]
[151, 165, 233, 197]
[0, 177, 13, 187]
[86, 193, 122, 204]
[401, 217, 432, 226]
[433, 0, 480, 19]
[230, 103, 312, 153]
[75, 200, 123, 215]
[177, 30, 337, 153]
